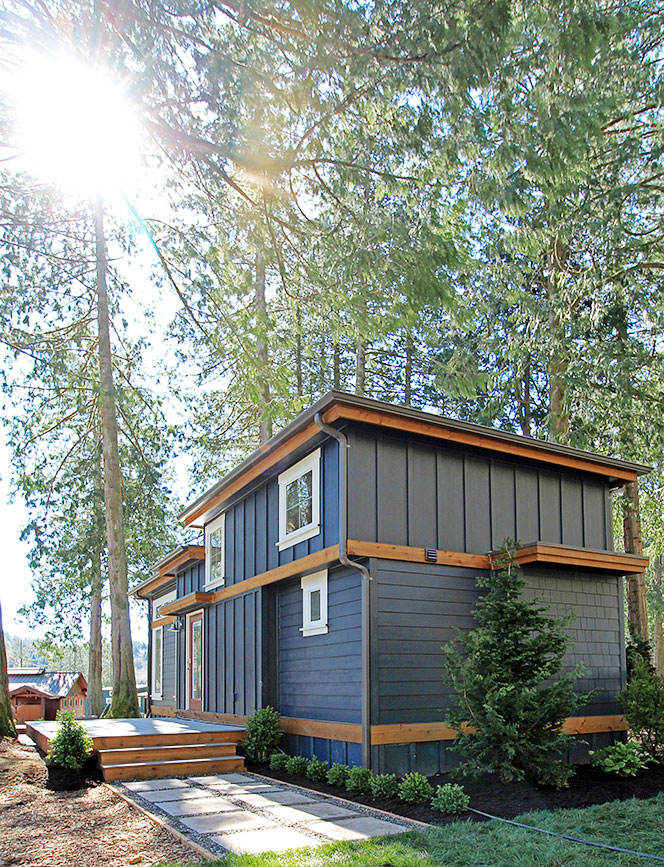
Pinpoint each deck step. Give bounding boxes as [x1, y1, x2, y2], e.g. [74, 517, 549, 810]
[92, 729, 244, 750]
[99, 742, 237, 765]
[102, 754, 245, 781]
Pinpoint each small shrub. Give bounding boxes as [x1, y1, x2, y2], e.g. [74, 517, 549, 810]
[431, 783, 470, 814]
[243, 706, 281, 763]
[590, 742, 648, 777]
[285, 755, 309, 775]
[620, 657, 664, 760]
[370, 773, 400, 799]
[306, 756, 329, 782]
[269, 752, 289, 772]
[327, 763, 350, 787]
[46, 710, 93, 770]
[398, 772, 434, 804]
[346, 765, 373, 793]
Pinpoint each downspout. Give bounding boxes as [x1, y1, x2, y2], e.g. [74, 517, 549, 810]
[314, 412, 372, 769]
[146, 597, 153, 718]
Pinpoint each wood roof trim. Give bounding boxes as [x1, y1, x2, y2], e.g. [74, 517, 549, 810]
[514, 543, 648, 574]
[325, 405, 639, 484]
[160, 591, 215, 616]
[132, 546, 205, 599]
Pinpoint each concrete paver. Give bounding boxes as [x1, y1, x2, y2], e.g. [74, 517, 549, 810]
[157, 797, 240, 817]
[213, 828, 324, 854]
[140, 787, 213, 803]
[182, 810, 277, 834]
[119, 770, 416, 855]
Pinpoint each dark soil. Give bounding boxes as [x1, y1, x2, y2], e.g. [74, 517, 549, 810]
[42, 752, 103, 791]
[248, 760, 664, 826]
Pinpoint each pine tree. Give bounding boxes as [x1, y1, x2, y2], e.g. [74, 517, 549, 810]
[444, 543, 593, 787]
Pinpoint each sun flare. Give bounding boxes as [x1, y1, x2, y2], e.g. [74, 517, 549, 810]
[14, 54, 140, 197]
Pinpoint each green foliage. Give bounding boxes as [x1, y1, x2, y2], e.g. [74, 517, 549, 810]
[306, 756, 329, 782]
[431, 783, 470, 814]
[444, 543, 592, 787]
[242, 707, 281, 763]
[398, 772, 434, 804]
[619, 657, 664, 760]
[285, 755, 309, 775]
[46, 710, 93, 770]
[370, 773, 400, 799]
[268, 752, 288, 772]
[626, 623, 654, 680]
[326, 763, 350, 787]
[346, 766, 373, 793]
[590, 742, 648, 778]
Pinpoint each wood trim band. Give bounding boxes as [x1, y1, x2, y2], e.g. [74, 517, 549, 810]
[323, 405, 639, 485]
[160, 592, 216, 616]
[159, 546, 205, 576]
[134, 573, 174, 599]
[207, 546, 340, 605]
[151, 616, 176, 629]
[347, 540, 490, 570]
[371, 715, 628, 745]
[153, 707, 362, 743]
[183, 421, 321, 527]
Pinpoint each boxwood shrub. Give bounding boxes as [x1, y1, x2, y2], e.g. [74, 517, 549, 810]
[327, 763, 350, 787]
[346, 766, 373, 793]
[306, 756, 329, 782]
[398, 772, 434, 803]
[370, 773, 400, 799]
[285, 755, 309, 775]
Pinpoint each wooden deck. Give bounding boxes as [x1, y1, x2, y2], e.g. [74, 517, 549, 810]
[26, 717, 246, 781]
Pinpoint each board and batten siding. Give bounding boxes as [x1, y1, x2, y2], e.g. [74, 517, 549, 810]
[348, 426, 613, 553]
[150, 624, 177, 708]
[369, 557, 626, 774]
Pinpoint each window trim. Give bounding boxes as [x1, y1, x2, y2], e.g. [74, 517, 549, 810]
[300, 569, 328, 636]
[277, 448, 321, 551]
[154, 588, 176, 618]
[152, 624, 164, 699]
[205, 512, 226, 589]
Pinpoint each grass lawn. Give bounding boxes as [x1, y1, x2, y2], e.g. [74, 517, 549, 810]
[167, 793, 664, 866]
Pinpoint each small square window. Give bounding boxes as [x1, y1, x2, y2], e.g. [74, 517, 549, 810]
[301, 569, 328, 636]
[205, 512, 225, 588]
[278, 450, 321, 550]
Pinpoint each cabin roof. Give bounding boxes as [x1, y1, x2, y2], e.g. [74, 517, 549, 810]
[7, 669, 87, 699]
[180, 391, 651, 529]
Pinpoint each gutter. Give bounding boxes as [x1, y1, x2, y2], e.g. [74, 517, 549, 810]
[314, 412, 372, 769]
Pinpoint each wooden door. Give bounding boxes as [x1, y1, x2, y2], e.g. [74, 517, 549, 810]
[187, 612, 203, 711]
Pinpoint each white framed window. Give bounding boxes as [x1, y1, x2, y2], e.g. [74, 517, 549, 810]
[278, 449, 321, 551]
[300, 569, 328, 636]
[154, 589, 175, 617]
[205, 512, 226, 588]
[152, 625, 163, 699]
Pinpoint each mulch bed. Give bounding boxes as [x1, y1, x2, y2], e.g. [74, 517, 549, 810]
[248, 760, 664, 826]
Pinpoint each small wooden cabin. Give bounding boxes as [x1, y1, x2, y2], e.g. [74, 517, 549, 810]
[8, 669, 87, 723]
[135, 391, 649, 774]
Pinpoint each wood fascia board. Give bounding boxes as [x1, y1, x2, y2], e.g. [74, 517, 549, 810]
[151, 616, 176, 629]
[514, 543, 648, 574]
[132, 573, 174, 599]
[323, 405, 639, 484]
[158, 546, 205, 576]
[207, 546, 340, 604]
[371, 715, 627, 745]
[160, 592, 215, 615]
[182, 421, 321, 527]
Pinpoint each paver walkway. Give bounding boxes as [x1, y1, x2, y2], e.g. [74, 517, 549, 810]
[119, 771, 418, 855]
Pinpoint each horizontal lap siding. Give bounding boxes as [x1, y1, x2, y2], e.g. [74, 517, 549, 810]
[278, 568, 362, 724]
[371, 559, 625, 727]
[348, 427, 612, 553]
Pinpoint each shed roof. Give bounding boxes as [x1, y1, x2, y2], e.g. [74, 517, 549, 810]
[7, 669, 87, 699]
[180, 391, 651, 529]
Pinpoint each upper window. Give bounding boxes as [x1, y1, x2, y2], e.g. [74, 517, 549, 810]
[301, 569, 328, 636]
[152, 625, 163, 698]
[154, 589, 175, 618]
[205, 512, 225, 588]
[278, 449, 321, 550]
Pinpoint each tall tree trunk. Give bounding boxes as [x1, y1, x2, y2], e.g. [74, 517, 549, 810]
[333, 339, 341, 390]
[294, 304, 303, 396]
[355, 338, 366, 396]
[653, 558, 664, 675]
[547, 267, 569, 442]
[87, 441, 104, 717]
[94, 195, 139, 719]
[256, 251, 272, 444]
[623, 479, 649, 641]
[404, 330, 413, 405]
[0, 600, 17, 738]
[518, 355, 531, 436]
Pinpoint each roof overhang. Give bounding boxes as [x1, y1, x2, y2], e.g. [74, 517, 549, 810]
[132, 545, 205, 599]
[180, 391, 651, 529]
[9, 684, 55, 700]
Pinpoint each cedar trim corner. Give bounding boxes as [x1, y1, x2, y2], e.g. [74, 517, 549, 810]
[181, 395, 645, 529]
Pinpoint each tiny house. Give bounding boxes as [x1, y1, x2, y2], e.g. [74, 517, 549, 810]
[134, 391, 649, 774]
[8, 669, 87, 723]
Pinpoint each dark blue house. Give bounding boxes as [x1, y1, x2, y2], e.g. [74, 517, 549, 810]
[134, 391, 649, 774]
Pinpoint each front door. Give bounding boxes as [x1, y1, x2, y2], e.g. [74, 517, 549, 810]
[187, 612, 203, 710]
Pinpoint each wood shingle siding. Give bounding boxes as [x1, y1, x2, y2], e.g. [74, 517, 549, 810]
[348, 428, 613, 554]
